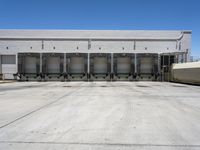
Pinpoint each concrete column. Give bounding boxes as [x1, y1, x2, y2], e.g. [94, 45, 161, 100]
[15, 53, 18, 73]
[168, 54, 170, 82]
[87, 53, 90, 81]
[134, 53, 137, 74]
[162, 55, 165, 82]
[63, 53, 66, 73]
[157, 54, 161, 74]
[162, 55, 165, 67]
[40, 53, 43, 73]
[87, 53, 90, 74]
[111, 53, 113, 73]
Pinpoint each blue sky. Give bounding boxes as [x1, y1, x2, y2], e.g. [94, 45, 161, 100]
[0, 0, 199, 57]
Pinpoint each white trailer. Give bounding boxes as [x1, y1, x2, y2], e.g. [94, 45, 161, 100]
[172, 61, 200, 85]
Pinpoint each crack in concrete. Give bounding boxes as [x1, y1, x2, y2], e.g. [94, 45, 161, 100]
[0, 141, 200, 148]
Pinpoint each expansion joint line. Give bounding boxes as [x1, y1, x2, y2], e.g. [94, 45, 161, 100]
[0, 83, 84, 129]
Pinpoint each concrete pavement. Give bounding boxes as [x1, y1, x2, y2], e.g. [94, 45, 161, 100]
[0, 81, 200, 150]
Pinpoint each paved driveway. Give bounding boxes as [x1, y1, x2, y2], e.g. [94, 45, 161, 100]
[0, 82, 200, 150]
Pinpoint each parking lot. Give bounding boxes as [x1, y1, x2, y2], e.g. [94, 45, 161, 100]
[0, 81, 200, 150]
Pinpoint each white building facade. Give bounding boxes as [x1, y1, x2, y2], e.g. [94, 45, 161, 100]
[0, 30, 191, 81]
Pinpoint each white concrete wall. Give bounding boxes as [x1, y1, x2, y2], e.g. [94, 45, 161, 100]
[0, 41, 41, 54]
[0, 30, 191, 54]
[44, 41, 88, 52]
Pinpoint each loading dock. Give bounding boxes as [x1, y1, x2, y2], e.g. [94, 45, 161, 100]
[66, 53, 87, 81]
[90, 53, 111, 81]
[17, 53, 40, 81]
[137, 53, 159, 81]
[113, 53, 135, 81]
[0, 30, 191, 81]
[42, 53, 64, 81]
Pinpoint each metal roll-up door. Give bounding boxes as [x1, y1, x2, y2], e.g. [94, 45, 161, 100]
[117, 57, 131, 74]
[140, 57, 153, 74]
[47, 57, 60, 73]
[70, 57, 85, 74]
[93, 57, 107, 74]
[25, 57, 37, 73]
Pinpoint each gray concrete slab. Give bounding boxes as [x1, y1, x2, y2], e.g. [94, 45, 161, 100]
[0, 81, 200, 150]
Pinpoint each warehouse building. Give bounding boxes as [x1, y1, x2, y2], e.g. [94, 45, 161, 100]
[0, 30, 191, 81]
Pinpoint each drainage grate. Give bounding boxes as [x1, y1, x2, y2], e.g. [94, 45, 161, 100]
[62, 86, 72, 87]
[100, 85, 107, 87]
[172, 85, 187, 87]
[136, 85, 149, 87]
